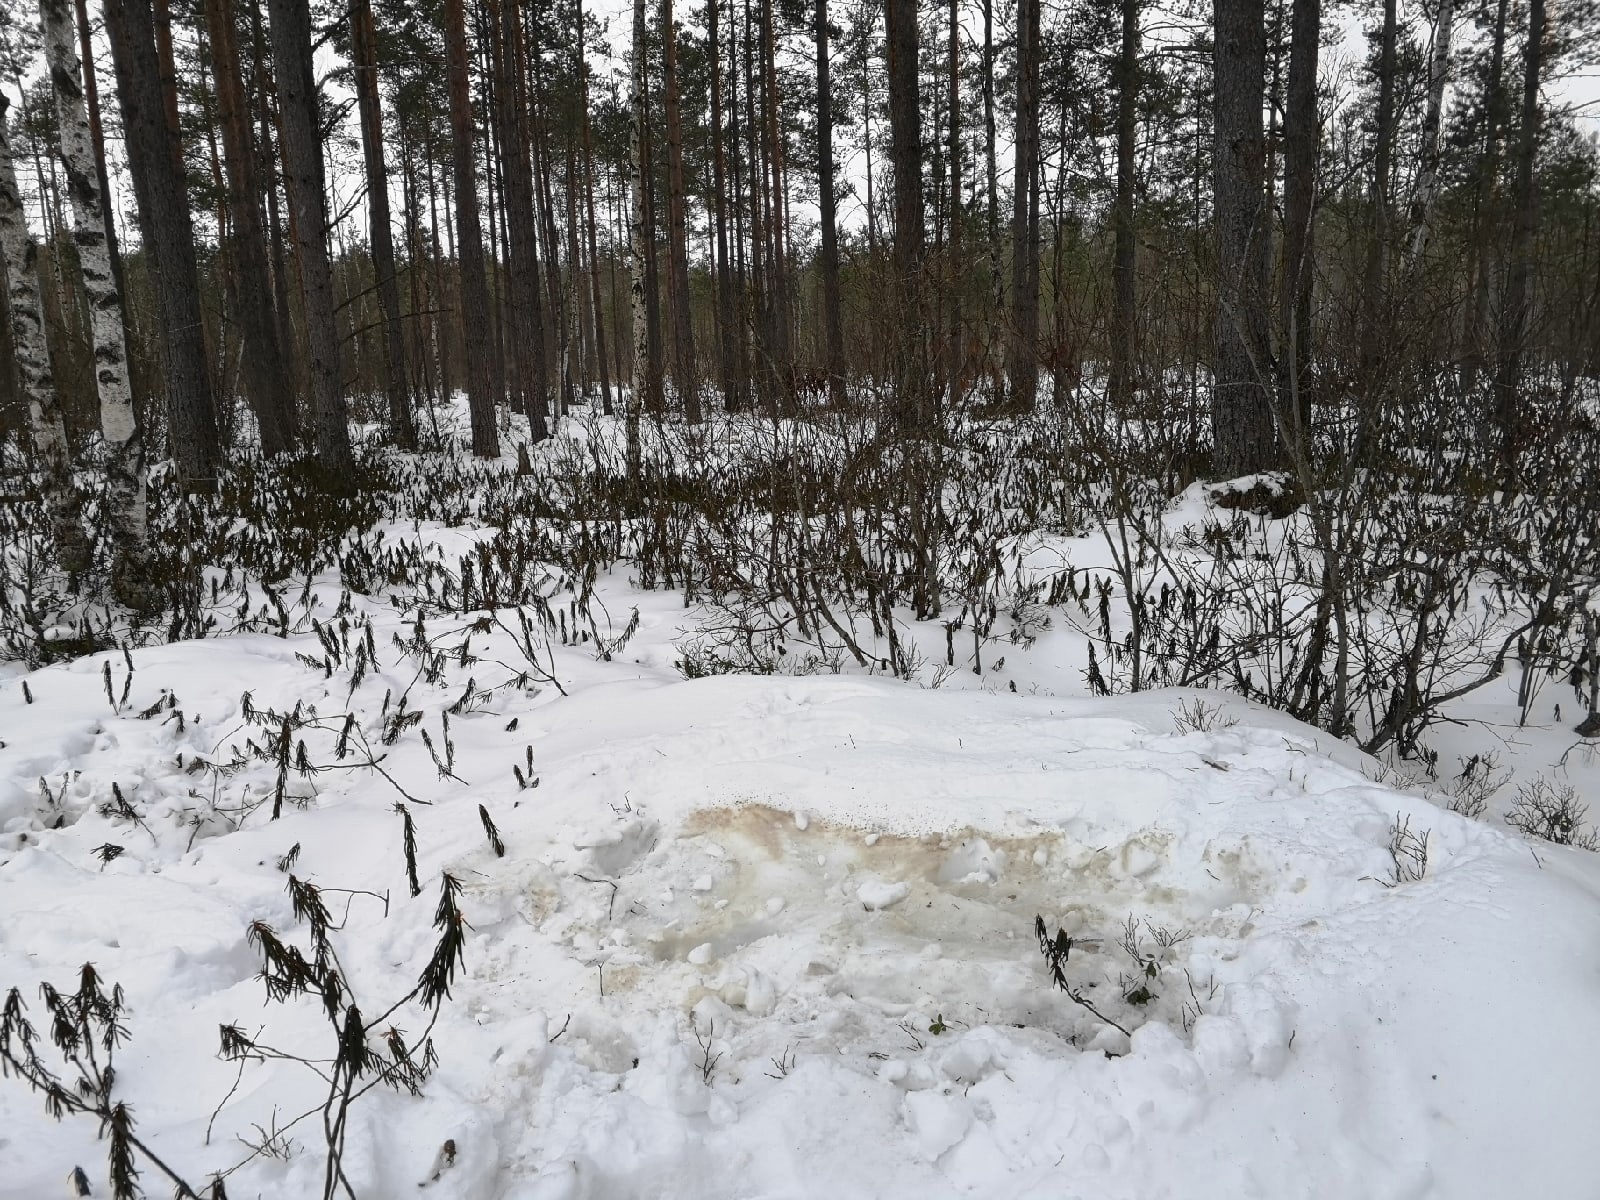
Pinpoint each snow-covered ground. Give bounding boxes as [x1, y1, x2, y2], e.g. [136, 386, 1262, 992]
[2, 421, 1599, 1199]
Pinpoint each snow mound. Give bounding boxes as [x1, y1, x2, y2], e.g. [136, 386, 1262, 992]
[2, 648, 1598, 1199]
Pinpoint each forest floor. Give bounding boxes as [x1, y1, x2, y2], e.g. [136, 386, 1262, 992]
[2, 403, 1598, 1200]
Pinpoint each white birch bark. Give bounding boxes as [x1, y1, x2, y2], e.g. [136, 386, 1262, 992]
[0, 92, 90, 573]
[1404, 0, 1455, 270]
[40, 0, 150, 600]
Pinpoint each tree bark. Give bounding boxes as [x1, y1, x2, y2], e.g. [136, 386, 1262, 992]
[1404, 0, 1454, 268]
[205, 0, 296, 456]
[442, 0, 501, 457]
[1008, 0, 1041, 410]
[661, 0, 701, 420]
[709, 0, 741, 411]
[104, 0, 222, 490]
[1277, 0, 1317, 444]
[1360, 0, 1398, 373]
[1492, 0, 1545, 478]
[44, 0, 155, 593]
[886, 0, 925, 425]
[351, 0, 417, 449]
[628, 0, 650, 477]
[264, 0, 354, 470]
[1211, 0, 1277, 476]
[1108, 0, 1140, 412]
[0, 91, 90, 574]
[818, 0, 844, 407]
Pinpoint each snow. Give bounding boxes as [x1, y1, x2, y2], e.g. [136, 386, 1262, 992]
[2, 441, 1599, 1198]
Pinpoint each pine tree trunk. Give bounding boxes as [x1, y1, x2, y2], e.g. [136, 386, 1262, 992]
[1211, 0, 1277, 476]
[661, 0, 701, 420]
[264, 0, 354, 470]
[1360, 0, 1397, 374]
[442, 0, 501, 457]
[351, 0, 416, 449]
[205, 0, 296, 456]
[1108, 0, 1140, 412]
[490, 0, 548, 440]
[945, 0, 962, 402]
[760, 0, 793, 411]
[578, 3, 613, 416]
[104, 0, 222, 490]
[818, 0, 845, 406]
[1008, 0, 1040, 410]
[886, 0, 924, 426]
[627, 0, 650, 477]
[1277, 0, 1317, 445]
[709, 0, 740, 411]
[0, 91, 90, 575]
[1465, 0, 1510, 386]
[1492, 0, 1545, 478]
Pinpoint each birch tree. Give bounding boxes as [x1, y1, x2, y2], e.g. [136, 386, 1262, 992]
[42, 0, 150, 598]
[0, 91, 90, 575]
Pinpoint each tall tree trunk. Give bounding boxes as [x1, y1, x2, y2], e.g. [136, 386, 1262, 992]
[248, 0, 294, 371]
[442, 0, 501, 457]
[1007, 0, 1041, 410]
[264, 0, 354, 469]
[0, 91, 89, 574]
[105, 0, 222, 489]
[1492, 0, 1545, 477]
[205, 0, 295, 456]
[1211, 0, 1276, 476]
[351, 0, 417, 449]
[1108, 0, 1140, 411]
[1277, 0, 1317, 444]
[1466, 0, 1510, 385]
[627, 0, 650, 477]
[945, 0, 961, 403]
[72, 0, 129, 340]
[578, 4, 613, 416]
[709, 0, 740, 411]
[1360, 0, 1397, 373]
[47, 0, 147, 596]
[1404, 0, 1454, 268]
[491, 0, 548, 440]
[761, 0, 793, 410]
[886, 0, 924, 426]
[661, 0, 701, 420]
[817, 0, 845, 406]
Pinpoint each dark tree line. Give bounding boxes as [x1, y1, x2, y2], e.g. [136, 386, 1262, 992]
[2, 0, 1598, 561]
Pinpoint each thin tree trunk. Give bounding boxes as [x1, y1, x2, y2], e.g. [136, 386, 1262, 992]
[104, 0, 222, 489]
[578, 6, 612, 416]
[1404, 0, 1454, 268]
[886, 0, 924, 426]
[205, 0, 296, 456]
[0, 90, 90, 574]
[661, 0, 700, 419]
[442, 0, 501, 457]
[1360, 0, 1397, 372]
[946, 0, 962, 402]
[818, 0, 844, 405]
[351, 0, 416, 449]
[1466, 0, 1510, 384]
[264, 0, 354, 469]
[1108, 0, 1140, 411]
[1277, 0, 1317, 444]
[1008, 0, 1041, 410]
[628, 0, 650, 477]
[1492, 0, 1545, 477]
[709, 0, 740, 411]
